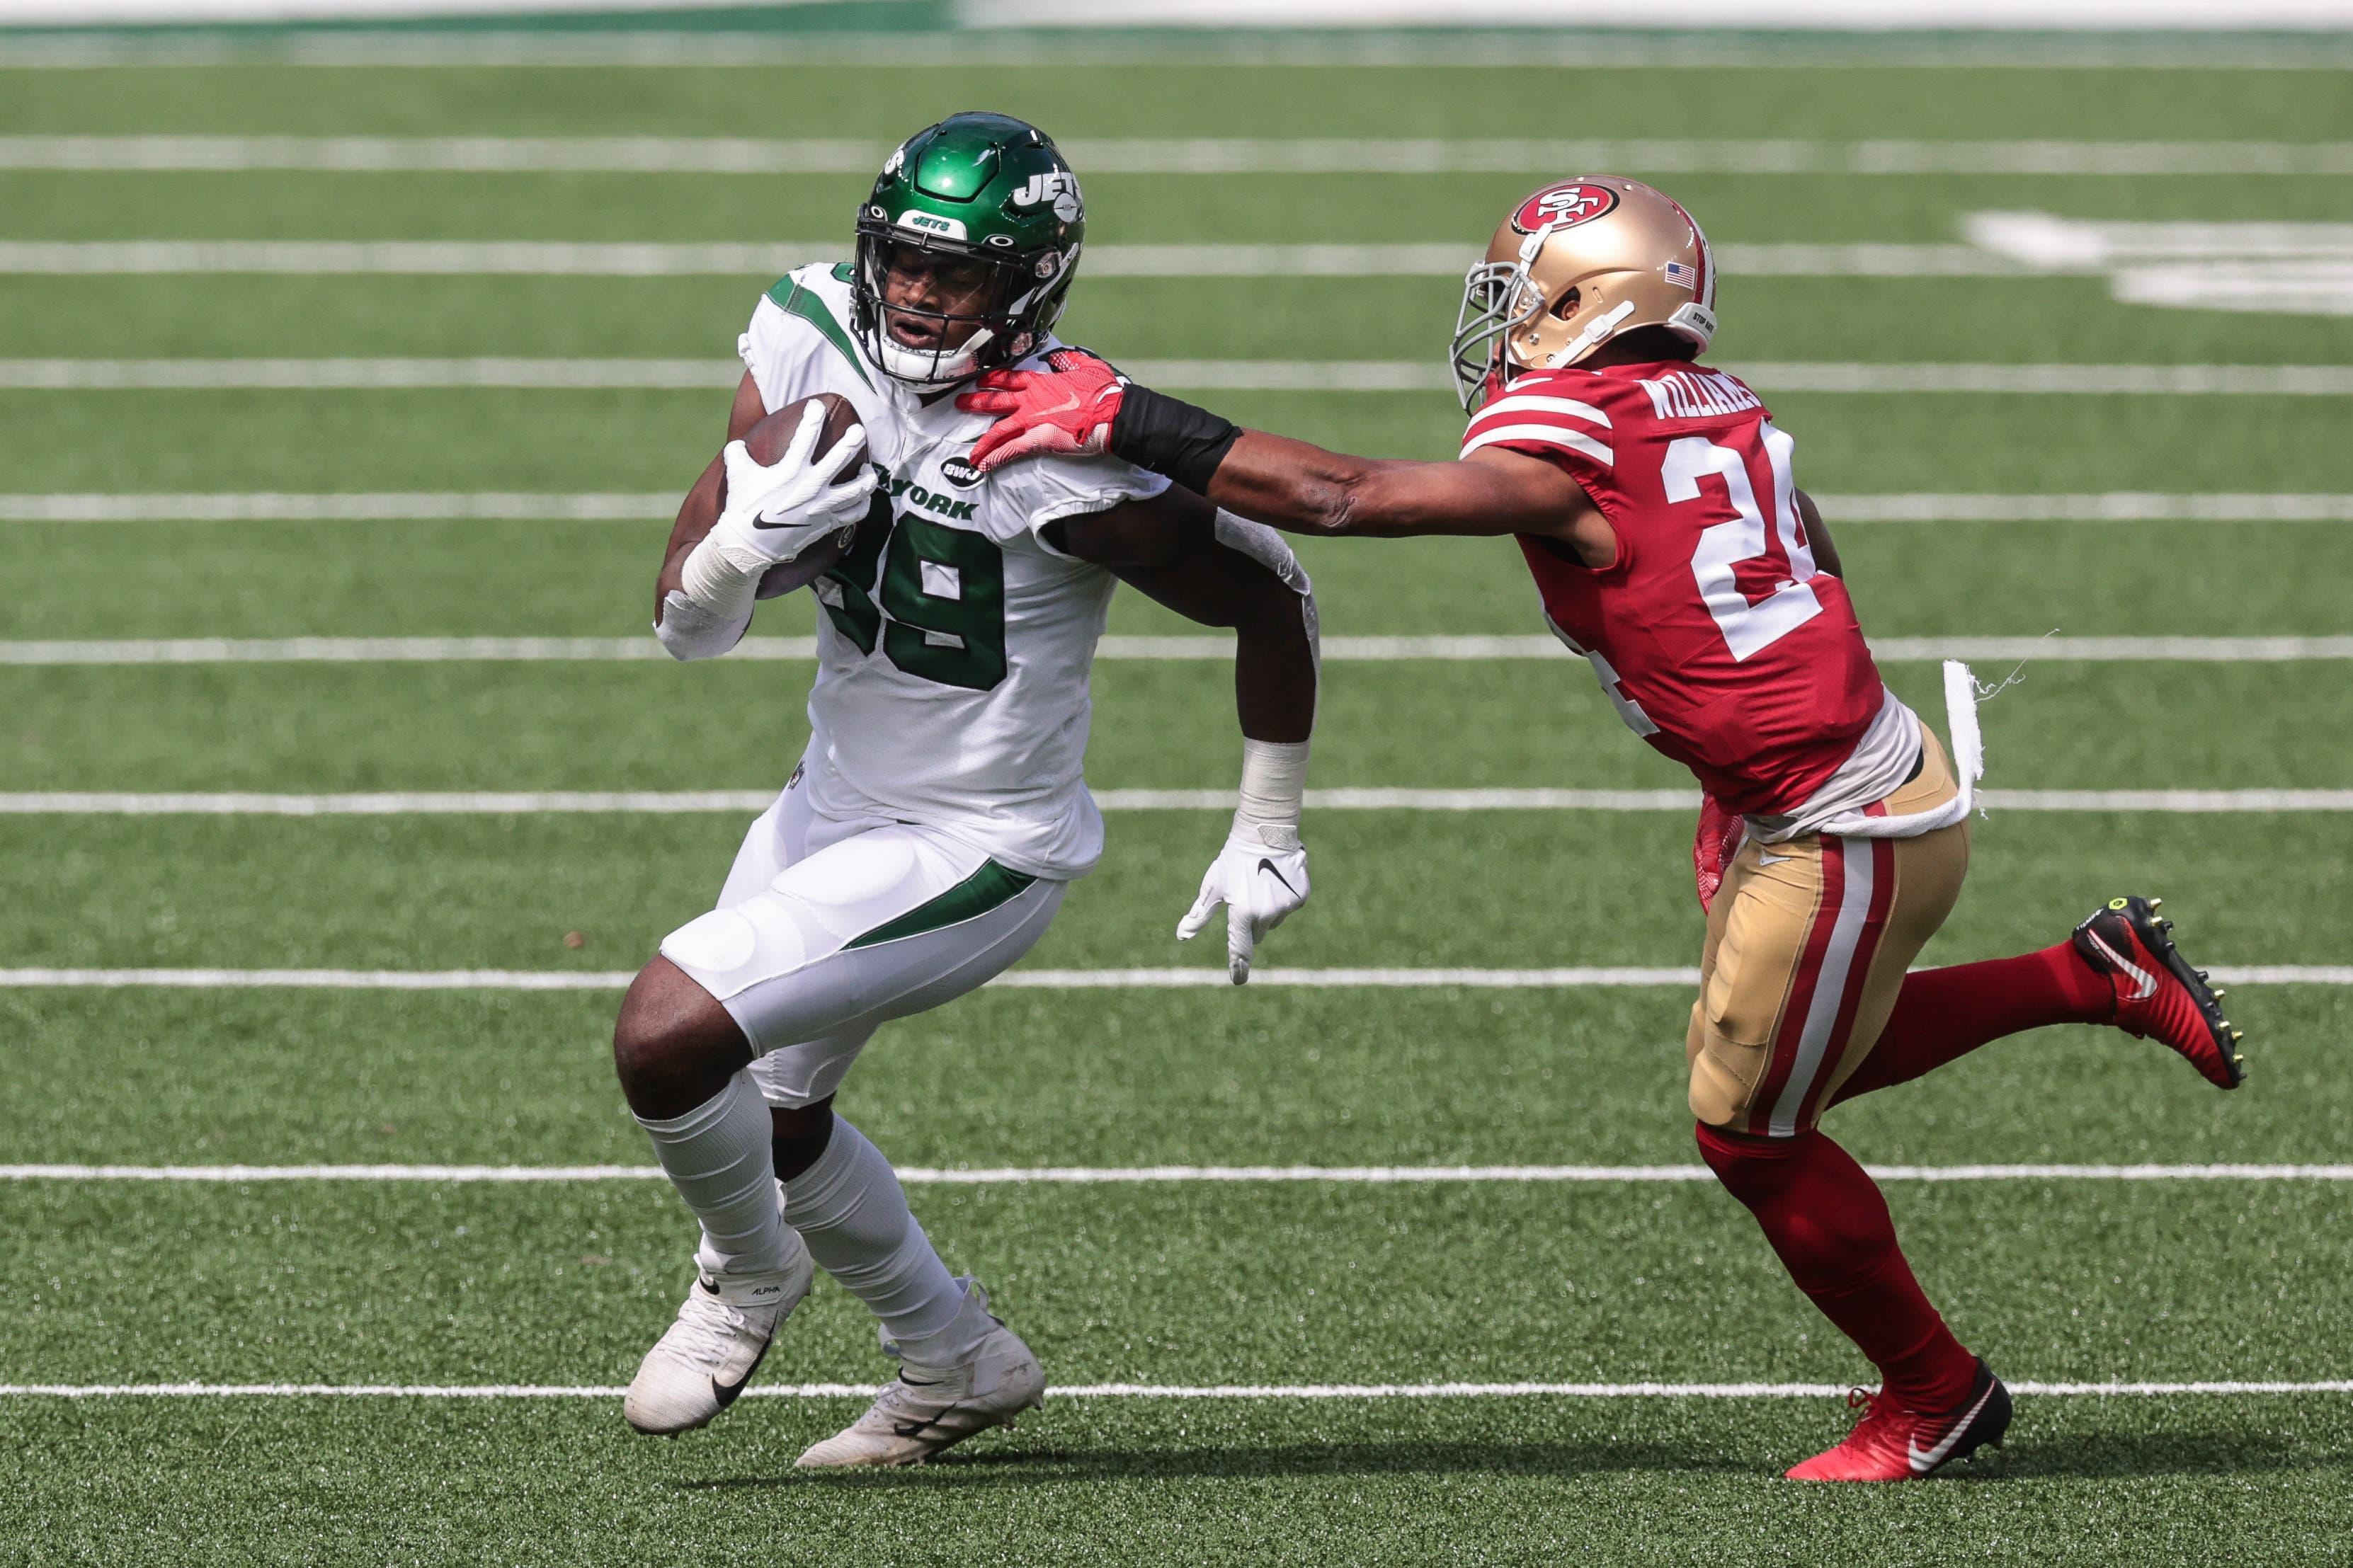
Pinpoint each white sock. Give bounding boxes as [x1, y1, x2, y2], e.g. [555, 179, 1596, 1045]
[635, 1068, 794, 1296]
[783, 1117, 978, 1363]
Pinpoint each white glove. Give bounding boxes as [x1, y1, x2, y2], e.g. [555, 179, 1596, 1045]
[1179, 820, 1310, 985]
[682, 402, 875, 609]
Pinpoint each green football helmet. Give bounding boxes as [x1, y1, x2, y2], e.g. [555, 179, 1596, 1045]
[851, 112, 1086, 390]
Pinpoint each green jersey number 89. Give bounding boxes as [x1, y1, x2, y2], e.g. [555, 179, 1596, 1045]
[818, 496, 1008, 692]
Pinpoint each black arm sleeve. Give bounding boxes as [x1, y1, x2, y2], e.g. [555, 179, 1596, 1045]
[1108, 385, 1242, 495]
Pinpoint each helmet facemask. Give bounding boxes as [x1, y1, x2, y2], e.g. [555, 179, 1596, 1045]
[853, 219, 1072, 391]
[1449, 256, 1544, 413]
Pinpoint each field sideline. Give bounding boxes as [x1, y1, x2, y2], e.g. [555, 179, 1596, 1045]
[4, 40, 2352, 1567]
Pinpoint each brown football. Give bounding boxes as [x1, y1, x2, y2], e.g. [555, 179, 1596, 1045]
[732, 391, 870, 600]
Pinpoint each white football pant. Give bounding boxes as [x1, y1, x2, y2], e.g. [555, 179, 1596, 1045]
[659, 769, 1066, 1106]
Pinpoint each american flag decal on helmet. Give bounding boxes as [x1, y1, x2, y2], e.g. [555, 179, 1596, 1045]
[1663, 260, 1699, 290]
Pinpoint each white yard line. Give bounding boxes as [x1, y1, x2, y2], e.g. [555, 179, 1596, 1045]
[10, 136, 2353, 177]
[8, 491, 2347, 524]
[1820, 493, 2353, 522]
[1743, 363, 2353, 395]
[2, 1162, 2347, 1184]
[3, 30, 2349, 69]
[6, 788, 2353, 816]
[0, 1378, 2345, 1400]
[4, 634, 2351, 664]
[2, 965, 2345, 990]
[0, 492, 683, 521]
[0, 239, 2010, 278]
[8, 358, 2351, 395]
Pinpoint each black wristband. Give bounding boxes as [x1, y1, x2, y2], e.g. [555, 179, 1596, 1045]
[1109, 384, 1242, 495]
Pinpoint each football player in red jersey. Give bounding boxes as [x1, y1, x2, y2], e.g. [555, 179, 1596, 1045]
[955, 176, 2249, 1482]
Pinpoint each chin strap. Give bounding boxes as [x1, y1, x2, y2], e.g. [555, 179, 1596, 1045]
[1545, 299, 1637, 369]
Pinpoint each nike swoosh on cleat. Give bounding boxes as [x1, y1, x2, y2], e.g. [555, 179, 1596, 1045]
[2084, 927, 2158, 1001]
[709, 1336, 773, 1410]
[890, 1400, 969, 1442]
[1256, 858, 1301, 898]
[1908, 1380, 2000, 1473]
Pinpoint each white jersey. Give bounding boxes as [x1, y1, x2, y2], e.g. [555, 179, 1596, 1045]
[734, 263, 1170, 880]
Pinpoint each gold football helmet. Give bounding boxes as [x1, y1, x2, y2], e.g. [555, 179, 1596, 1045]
[1449, 175, 1719, 411]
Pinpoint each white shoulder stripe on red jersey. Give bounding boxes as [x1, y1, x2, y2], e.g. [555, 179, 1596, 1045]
[1466, 393, 1614, 430]
[1459, 423, 1614, 467]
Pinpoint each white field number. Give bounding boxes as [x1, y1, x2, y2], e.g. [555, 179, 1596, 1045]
[1665, 423, 1822, 662]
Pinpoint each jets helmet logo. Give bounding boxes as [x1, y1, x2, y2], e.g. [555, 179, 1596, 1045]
[1010, 169, 1083, 223]
[1510, 181, 1622, 236]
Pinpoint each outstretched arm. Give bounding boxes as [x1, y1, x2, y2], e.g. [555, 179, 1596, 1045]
[1053, 485, 1318, 981]
[958, 349, 1606, 551]
[1176, 430, 1600, 544]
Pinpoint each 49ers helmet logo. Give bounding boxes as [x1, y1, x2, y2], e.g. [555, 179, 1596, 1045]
[1510, 181, 1621, 236]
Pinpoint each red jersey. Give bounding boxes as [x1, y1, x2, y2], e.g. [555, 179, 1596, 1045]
[1461, 360, 1884, 815]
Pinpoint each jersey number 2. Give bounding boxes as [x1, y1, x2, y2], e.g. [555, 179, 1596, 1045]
[819, 495, 1008, 692]
[1660, 424, 1821, 662]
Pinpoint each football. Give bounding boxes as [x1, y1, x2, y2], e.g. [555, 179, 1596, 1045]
[736, 391, 870, 599]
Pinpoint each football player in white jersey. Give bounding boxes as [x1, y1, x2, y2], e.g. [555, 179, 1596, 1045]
[610, 113, 1322, 1468]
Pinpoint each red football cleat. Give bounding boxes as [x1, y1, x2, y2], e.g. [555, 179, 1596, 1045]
[1786, 1361, 2012, 1482]
[2073, 895, 2246, 1089]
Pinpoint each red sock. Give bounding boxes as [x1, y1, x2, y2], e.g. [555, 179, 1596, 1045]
[1696, 1121, 1977, 1413]
[1831, 942, 2113, 1106]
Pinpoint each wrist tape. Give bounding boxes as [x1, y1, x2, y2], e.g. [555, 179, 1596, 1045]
[678, 530, 763, 622]
[1234, 738, 1310, 848]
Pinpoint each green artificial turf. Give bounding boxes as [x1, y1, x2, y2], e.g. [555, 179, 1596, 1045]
[8, 517, 2353, 641]
[0, 808, 2337, 972]
[0, 981, 2330, 1169]
[3, 48, 2349, 1568]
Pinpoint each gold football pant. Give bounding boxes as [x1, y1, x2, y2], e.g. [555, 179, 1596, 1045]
[1686, 732, 1971, 1137]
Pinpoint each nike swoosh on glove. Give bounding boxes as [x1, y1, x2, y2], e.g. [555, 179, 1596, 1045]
[707, 401, 876, 573]
[955, 348, 1127, 474]
[1178, 823, 1310, 985]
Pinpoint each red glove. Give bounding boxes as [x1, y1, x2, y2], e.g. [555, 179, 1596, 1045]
[955, 348, 1127, 474]
[1693, 791, 1745, 915]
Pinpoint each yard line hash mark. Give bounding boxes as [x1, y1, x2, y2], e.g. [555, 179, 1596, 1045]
[8, 358, 2351, 394]
[9, 137, 2353, 176]
[4, 1163, 2347, 1184]
[2, 636, 2348, 664]
[1, 1380, 2346, 1400]
[8, 492, 2349, 524]
[0, 240, 2012, 278]
[2, 966, 2345, 990]
[5, 789, 2352, 816]
[4, 33, 2349, 69]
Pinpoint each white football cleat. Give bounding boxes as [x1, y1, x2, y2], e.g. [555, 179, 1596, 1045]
[623, 1237, 814, 1436]
[794, 1281, 1044, 1469]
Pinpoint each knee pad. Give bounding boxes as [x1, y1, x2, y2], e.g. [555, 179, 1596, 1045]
[1689, 1024, 1772, 1129]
